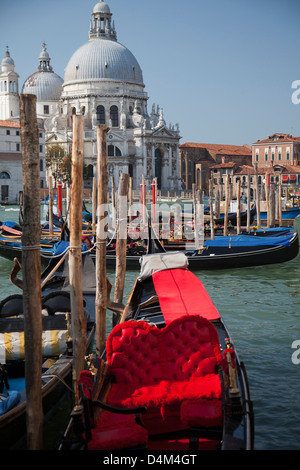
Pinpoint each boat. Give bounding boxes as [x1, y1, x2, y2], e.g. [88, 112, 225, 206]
[0, 251, 96, 450]
[0, 221, 88, 267]
[60, 249, 254, 450]
[258, 206, 300, 221]
[103, 230, 299, 270]
[213, 203, 256, 227]
[185, 231, 299, 270]
[0, 221, 58, 266]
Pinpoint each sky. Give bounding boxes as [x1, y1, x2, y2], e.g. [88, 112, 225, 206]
[1, 0, 299, 147]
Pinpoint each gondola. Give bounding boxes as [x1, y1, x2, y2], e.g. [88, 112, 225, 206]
[103, 230, 299, 270]
[60, 238, 254, 450]
[257, 205, 300, 221]
[213, 203, 256, 226]
[0, 251, 96, 450]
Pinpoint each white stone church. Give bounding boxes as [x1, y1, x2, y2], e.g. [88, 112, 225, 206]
[0, 0, 181, 194]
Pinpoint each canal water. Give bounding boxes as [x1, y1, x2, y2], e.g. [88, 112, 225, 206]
[0, 205, 299, 450]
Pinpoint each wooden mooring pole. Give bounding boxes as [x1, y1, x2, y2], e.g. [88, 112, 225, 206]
[224, 175, 229, 236]
[69, 114, 86, 380]
[114, 173, 129, 326]
[95, 124, 108, 356]
[19, 94, 43, 450]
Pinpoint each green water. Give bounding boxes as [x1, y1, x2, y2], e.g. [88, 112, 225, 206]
[1, 206, 300, 450]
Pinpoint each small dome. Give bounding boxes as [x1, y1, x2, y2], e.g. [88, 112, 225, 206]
[22, 43, 63, 101]
[1, 49, 15, 72]
[93, 1, 110, 14]
[22, 71, 63, 101]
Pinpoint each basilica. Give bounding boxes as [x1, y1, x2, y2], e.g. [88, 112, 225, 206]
[0, 0, 181, 194]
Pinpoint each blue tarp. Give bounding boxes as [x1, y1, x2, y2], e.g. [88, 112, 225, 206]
[0, 391, 21, 416]
[203, 234, 293, 248]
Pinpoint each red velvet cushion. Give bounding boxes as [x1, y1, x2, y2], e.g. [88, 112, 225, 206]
[88, 413, 148, 450]
[78, 370, 93, 398]
[106, 315, 223, 387]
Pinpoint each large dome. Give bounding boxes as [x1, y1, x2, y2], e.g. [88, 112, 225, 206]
[63, 39, 143, 85]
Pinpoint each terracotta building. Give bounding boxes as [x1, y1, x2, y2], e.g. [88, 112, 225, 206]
[179, 142, 252, 192]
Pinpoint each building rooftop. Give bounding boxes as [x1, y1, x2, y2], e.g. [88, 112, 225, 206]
[180, 142, 252, 156]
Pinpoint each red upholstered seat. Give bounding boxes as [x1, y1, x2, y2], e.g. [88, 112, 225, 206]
[88, 413, 148, 450]
[105, 315, 223, 435]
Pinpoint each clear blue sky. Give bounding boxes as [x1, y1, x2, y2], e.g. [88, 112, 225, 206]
[1, 0, 299, 146]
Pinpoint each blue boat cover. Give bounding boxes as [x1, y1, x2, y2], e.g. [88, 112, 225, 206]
[204, 234, 293, 247]
[0, 391, 21, 415]
[52, 240, 90, 256]
[1, 220, 18, 228]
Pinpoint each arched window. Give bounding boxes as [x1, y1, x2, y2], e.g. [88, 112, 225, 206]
[72, 107, 76, 115]
[96, 105, 105, 124]
[87, 164, 94, 177]
[110, 105, 119, 127]
[108, 145, 121, 157]
[0, 171, 10, 179]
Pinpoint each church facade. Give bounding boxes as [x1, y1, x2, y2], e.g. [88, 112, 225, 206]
[1, 0, 181, 194]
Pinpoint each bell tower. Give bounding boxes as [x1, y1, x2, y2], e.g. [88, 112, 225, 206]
[0, 47, 20, 120]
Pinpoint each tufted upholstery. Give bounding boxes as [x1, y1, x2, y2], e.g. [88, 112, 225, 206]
[105, 315, 223, 436]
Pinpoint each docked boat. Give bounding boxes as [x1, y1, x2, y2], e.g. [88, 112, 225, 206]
[258, 205, 300, 221]
[213, 203, 256, 227]
[104, 230, 299, 270]
[60, 250, 254, 450]
[0, 252, 96, 449]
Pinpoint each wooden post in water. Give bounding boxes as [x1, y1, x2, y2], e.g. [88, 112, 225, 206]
[192, 184, 199, 247]
[111, 175, 116, 230]
[237, 179, 241, 234]
[209, 180, 215, 240]
[246, 172, 251, 232]
[224, 175, 229, 236]
[269, 187, 275, 227]
[69, 114, 86, 381]
[19, 94, 43, 450]
[95, 124, 108, 356]
[129, 177, 133, 223]
[265, 173, 270, 228]
[278, 177, 282, 226]
[255, 164, 261, 229]
[49, 175, 53, 236]
[215, 189, 220, 219]
[114, 173, 129, 326]
[92, 176, 96, 233]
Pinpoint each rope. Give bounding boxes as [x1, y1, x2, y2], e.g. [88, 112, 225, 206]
[21, 245, 42, 251]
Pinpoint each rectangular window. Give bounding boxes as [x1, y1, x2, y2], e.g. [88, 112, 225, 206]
[6, 130, 10, 135]
[287, 153, 290, 160]
[265, 154, 268, 161]
[44, 105, 49, 115]
[40, 145, 43, 153]
[16, 143, 20, 151]
[255, 154, 259, 162]
[16, 130, 19, 136]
